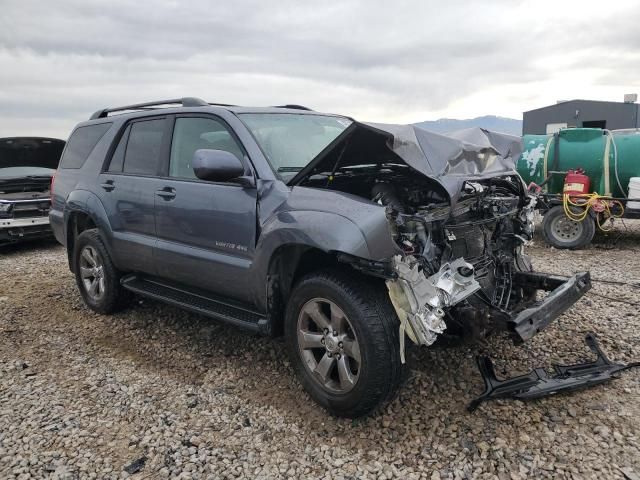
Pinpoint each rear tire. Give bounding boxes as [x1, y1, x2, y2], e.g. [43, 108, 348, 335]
[542, 205, 595, 249]
[285, 269, 404, 417]
[73, 228, 130, 314]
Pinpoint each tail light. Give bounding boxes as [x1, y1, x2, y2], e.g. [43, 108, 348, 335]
[50, 172, 56, 204]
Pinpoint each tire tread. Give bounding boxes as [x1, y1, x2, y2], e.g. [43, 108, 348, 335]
[285, 268, 404, 417]
[73, 228, 130, 314]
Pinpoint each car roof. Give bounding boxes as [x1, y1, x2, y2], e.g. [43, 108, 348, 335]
[86, 97, 345, 123]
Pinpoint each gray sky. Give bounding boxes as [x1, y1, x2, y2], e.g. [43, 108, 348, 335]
[1, 0, 639, 139]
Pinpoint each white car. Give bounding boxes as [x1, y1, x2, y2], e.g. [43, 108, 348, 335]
[0, 137, 65, 245]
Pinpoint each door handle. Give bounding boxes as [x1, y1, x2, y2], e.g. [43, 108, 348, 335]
[156, 187, 176, 200]
[100, 180, 115, 192]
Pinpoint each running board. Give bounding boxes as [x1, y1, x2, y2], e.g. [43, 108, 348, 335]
[121, 275, 269, 334]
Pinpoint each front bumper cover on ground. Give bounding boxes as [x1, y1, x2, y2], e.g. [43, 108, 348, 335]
[469, 333, 640, 411]
[510, 271, 591, 343]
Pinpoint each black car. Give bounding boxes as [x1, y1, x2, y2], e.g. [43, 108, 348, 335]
[0, 137, 65, 245]
[50, 98, 590, 417]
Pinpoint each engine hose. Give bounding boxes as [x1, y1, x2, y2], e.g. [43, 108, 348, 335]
[562, 193, 625, 232]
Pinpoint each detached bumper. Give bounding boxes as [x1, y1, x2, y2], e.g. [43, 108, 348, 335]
[510, 271, 591, 343]
[469, 333, 640, 411]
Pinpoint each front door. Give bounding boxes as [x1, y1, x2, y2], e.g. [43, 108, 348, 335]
[153, 115, 257, 302]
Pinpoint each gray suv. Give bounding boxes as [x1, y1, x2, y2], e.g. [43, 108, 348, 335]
[50, 98, 590, 417]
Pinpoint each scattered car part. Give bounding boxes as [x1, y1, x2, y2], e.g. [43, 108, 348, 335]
[468, 333, 640, 411]
[123, 457, 147, 475]
[508, 271, 591, 343]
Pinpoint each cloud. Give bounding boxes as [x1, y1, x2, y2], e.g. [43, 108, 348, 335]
[0, 0, 639, 138]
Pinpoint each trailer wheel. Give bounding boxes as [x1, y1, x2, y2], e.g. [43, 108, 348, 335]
[542, 206, 595, 249]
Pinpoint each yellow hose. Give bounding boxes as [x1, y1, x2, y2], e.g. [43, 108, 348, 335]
[563, 193, 625, 231]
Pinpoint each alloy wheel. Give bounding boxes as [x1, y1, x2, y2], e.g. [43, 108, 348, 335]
[297, 298, 361, 393]
[79, 245, 106, 301]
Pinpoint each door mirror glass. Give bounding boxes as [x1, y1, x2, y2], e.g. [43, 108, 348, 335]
[192, 149, 245, 182]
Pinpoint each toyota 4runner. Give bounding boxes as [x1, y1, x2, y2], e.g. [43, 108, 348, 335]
[50, 98, 591, 417]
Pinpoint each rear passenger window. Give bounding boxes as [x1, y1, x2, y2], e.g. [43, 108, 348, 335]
[169, 117, 244, 179]
[107, 125, 130, 173]
[60, 123, 112, 169]
[122, 119, 166, 176]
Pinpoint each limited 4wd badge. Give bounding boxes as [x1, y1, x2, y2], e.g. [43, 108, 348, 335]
[215, 241, 248, 252]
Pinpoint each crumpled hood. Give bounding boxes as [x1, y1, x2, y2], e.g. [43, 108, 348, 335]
[289, 122, 522, 198]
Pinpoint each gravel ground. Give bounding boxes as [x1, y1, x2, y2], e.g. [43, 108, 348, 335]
[1, 222, 639, 480]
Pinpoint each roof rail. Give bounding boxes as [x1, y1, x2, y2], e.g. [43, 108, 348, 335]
[272, 104, 313, 111]
[90, 97, 209, 120]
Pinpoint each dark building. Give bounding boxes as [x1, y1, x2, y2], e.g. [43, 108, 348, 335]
[522, 98, 640, 135]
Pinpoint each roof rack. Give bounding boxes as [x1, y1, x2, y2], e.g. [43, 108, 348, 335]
[273, 104, 313, 111]
[90, 97, 209, 120]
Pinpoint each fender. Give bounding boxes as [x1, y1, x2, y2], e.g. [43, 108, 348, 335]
[248, 190, 399, 311]
[259, 185, 398, 260]
[63, 189, 116, 263]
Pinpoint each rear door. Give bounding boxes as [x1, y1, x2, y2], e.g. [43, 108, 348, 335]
[153, 114, 258, 302]
[98, 117, 170, 274]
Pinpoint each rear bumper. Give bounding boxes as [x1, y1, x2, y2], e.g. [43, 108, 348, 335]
[49, 209, 65, 245]
[510, 271, 591, 343]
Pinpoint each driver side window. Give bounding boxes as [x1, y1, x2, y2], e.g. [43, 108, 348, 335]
[169, 117, 244, 179]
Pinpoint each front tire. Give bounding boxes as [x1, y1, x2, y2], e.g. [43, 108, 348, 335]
[73, 229, 129, 314]
[285, 269, 403, 417]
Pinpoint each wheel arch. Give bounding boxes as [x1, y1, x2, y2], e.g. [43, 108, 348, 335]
[66, 211, 97, 271]
[63, 190, 114, 271]
[264, 244, 391, 337]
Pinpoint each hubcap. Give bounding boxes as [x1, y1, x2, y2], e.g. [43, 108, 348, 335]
[297, 298, 361, 393]
[79, 246, 106, 301]
[550, 215, 583, 242]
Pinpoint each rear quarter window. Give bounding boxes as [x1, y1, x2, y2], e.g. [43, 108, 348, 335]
[60, 123, 112, 169]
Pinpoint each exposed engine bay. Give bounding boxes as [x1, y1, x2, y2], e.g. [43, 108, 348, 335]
[286, 121, 600, 407]
[0, 137, 64, 245]
[303, 165, 539, 358]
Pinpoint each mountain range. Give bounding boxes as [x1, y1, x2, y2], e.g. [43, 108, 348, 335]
[414, 115, 522, 136]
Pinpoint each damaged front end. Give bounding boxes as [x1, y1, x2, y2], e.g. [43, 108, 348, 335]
[290, 122, 592, 359]
[379, 174, 584, 360]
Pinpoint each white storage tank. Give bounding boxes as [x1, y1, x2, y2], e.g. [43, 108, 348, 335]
[628, 177, 640, 209]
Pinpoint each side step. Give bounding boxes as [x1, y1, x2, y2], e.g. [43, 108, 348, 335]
[121, 275, 269, 334]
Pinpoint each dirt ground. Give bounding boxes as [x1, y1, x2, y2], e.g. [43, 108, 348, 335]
[1, 222, 639, 479]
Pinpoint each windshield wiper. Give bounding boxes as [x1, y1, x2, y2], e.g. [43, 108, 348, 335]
[277, 167, 303, 173]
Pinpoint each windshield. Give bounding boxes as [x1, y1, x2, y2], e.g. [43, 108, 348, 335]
[239, 113, 352, 178]
[0, 166, 55, 179]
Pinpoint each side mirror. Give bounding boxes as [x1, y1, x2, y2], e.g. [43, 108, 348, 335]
[192, 149, 247, 183]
